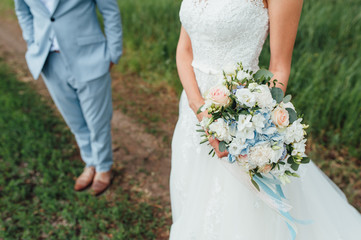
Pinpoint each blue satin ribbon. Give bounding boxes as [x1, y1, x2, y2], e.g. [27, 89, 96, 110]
[253, 175, 312, 240]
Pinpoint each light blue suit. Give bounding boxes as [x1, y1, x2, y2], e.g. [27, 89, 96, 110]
[14, 0, 123, 172]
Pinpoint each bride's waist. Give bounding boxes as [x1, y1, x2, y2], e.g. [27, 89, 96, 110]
[191, 61, 222, 76]
[191, 60, 259, 93]
[191, 59, 259, 74]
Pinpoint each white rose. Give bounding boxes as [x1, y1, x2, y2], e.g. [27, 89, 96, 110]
[270, 158, 291, 177]
[285, 119, 305, 144]
[237, 155, 253, 171]
[254, 85, 276, 109]
[201, 100, 212, 112]
[209, 119, 232, 143]
[271, 106, 290, 128]
[223, 63, 237, 76]
[236, 115, 255, 140]
[248, 83, 259, 90]
[252, 113, 266, 133]
[205, 85, 231, 107]
[248, 143, 274, 168]
[270, 144, 285, 163]
[200, 117, 211, 129]
[228, 138, 247, 156]
[236, 70, 252, 81]
[235, 88, 256, 108]
[292, 139, 307, 156]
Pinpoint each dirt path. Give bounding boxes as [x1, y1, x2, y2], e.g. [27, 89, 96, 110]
[0, 16, 174, 232]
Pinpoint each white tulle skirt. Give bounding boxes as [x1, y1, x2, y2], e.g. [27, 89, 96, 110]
[170, 91, 361, 240]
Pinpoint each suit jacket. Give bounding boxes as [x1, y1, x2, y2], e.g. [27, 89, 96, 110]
[14, 0, 123, 81]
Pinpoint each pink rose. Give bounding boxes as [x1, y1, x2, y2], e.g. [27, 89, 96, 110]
[258, 164, 272, 174]
[272, 106, 289, 128]
[207, 85, 231, 107]
[237, 154, 248, 162]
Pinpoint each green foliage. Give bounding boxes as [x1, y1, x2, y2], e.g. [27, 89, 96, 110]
[286, 108, 297, 124]
[219, 141, 227, 153]
[254, 69, 274, 83]
[271, 87, 284, 104]
[283, 95, 292, 104]
[115, 0, 182, 92]
[0, 0, 14, 14]
[251, 179, 260, 192]
[0, 61, 164, 239]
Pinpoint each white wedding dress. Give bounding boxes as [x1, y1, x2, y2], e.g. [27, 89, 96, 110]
[169, 0, 361, 239]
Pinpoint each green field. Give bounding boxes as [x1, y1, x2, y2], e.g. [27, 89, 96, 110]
[0, 61, 164, 239]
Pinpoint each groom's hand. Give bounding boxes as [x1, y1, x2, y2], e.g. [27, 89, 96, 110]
[109, 62, 114, 71]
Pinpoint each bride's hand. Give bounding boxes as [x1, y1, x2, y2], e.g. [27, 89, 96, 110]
[208, 136, 229, 158]
[192, 101, 229, 158]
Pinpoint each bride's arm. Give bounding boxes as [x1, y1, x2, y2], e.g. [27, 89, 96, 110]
[268, 0, 303, 93]
[176, 27, 204, 117]
[176, 26, 228, 158]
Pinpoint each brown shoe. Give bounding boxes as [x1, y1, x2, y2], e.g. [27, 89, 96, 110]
[74, 167, 95, 191]
[91, 170, 113, 196]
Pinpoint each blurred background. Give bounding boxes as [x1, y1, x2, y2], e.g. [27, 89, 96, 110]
[0, 0, 360, 239]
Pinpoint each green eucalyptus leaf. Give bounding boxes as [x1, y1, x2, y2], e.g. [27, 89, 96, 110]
[197, 105, 204, 114]
[292, 173, 300, 178]
[255, 172, 263, 178]
[271, 87, 284, 103]
[290, 163, 300, 171]
[208, 148, 214, 155]
[254, 69, 274, 80]
[219, 141, 227, 152]
[301, 157, 311, 164]
[283, 94, 292, 103]
[286, 108, 297, 124]
[251, 179, 260, 191]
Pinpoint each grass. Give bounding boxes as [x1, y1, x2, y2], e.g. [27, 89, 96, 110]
[0, 0, 14, 18]
[115, 0, 182, 91]
[0, 60, 165, 239]
[261, 0, 361, 156]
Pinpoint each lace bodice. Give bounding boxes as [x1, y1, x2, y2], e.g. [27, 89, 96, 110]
[180, 0, 269, 91]
[178, 0, 270, 136]
[177, 0, 270, 160]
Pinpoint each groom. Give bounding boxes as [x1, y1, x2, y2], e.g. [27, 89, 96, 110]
[14, 0, 123, 195]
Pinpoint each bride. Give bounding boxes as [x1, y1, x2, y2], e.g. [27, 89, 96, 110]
[170, 0, 361, 239]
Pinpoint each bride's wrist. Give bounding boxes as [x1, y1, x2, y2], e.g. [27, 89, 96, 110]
[189, 98, 205, 115]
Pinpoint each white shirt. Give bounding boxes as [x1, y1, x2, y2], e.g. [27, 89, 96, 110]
[40, 0, 60, 51]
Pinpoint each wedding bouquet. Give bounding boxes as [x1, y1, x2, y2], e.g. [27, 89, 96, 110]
[198, 62, 310, 190]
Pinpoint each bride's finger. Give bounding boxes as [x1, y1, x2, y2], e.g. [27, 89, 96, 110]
[209, 137, 228, 158]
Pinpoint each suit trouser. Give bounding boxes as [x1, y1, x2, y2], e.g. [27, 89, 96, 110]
[41, 52, 113, 172]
